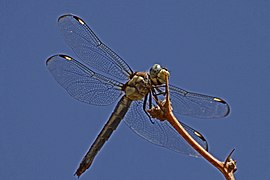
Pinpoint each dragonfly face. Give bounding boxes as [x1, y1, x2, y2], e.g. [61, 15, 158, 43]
[46, 14, 230, 177]
[150, 64, 170, 85]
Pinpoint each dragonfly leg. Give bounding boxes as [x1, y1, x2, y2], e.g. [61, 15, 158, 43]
[153, 85, 166, 96]
[143, 94, 155, 124]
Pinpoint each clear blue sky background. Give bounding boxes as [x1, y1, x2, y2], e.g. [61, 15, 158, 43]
[1, 0, 270, 179]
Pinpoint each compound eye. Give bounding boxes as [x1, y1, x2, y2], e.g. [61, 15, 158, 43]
[150, 64, 162, 77]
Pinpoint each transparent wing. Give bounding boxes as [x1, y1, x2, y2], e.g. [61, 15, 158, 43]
[57, 14, 133, 81]
[124, 101, 208, 157]
[46, 54, 123, 106]
[169, 85, 230, 119]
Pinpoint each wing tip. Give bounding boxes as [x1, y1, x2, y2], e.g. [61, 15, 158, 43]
[45, 55, 57, 65]
[193, 130, 209, 151]
[213, 97, 230, 117]
[58, 14, 85, 25]
[45, 54, 73, 65]
[58, 14, 74, 22]
[224, 104, 230, 117]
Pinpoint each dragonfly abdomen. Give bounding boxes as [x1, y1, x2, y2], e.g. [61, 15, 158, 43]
[75, 96, 132, 177]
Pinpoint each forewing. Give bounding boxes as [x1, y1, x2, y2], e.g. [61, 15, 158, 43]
[46, 54, 123, 106]
[170, 85, 230, 119]
[58, 14, 133, 81]
[124, 101, 208, 157]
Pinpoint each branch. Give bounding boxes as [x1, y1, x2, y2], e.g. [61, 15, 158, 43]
[148, 73, 237, 180]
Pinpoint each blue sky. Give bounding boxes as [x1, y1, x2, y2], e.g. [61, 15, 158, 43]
[1, 0, 270, 179]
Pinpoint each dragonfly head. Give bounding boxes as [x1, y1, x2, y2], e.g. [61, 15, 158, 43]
[150, 64, 170, 85]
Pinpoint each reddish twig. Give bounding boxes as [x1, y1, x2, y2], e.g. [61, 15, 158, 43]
[149, 74, 237, 180]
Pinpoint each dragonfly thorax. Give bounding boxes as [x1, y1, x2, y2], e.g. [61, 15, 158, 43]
[124, 72, 151, 100]
[150, 64, 170, 85]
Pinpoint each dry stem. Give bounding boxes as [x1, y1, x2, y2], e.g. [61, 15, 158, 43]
[161, 74, 237, 180]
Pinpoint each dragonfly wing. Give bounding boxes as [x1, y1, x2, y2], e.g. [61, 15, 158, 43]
[124, 101, 208, 157]
[58, 14, 133, 81]
[46, 54, 123, 106]
[169, 85, 230, 119]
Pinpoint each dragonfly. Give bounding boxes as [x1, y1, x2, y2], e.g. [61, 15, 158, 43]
[46, 14, 230, 177]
